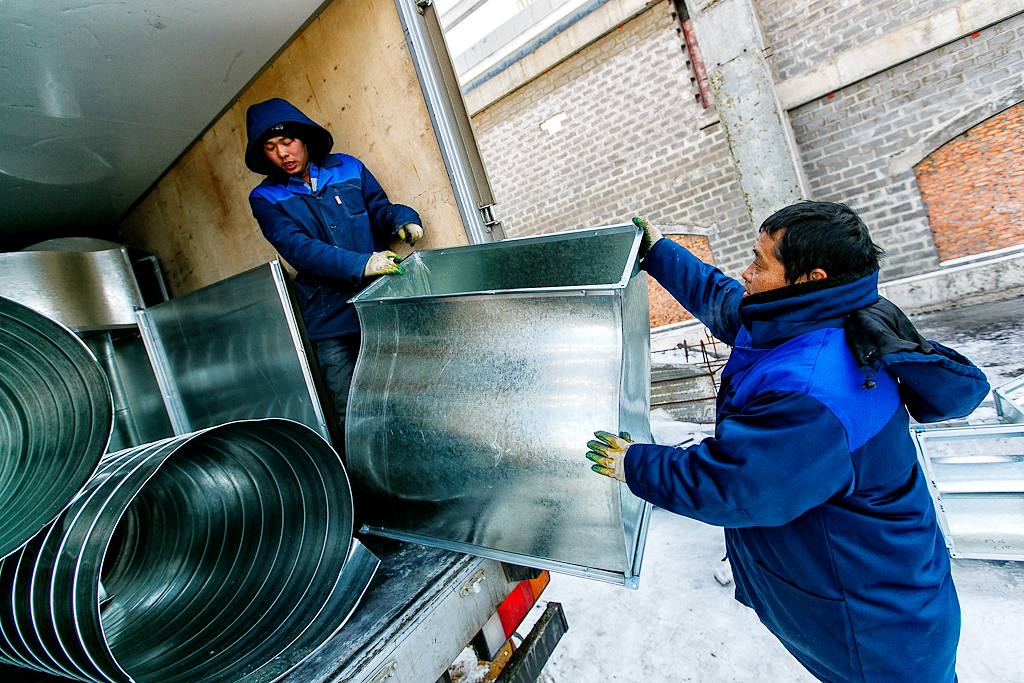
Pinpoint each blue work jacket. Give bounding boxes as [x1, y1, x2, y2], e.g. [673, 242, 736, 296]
[632, 238, 989, 683]
[246, 98, 419, 339]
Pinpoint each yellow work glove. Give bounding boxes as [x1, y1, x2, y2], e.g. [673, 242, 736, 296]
[364, 251, 404, 277]
[397, 223, 423, 246]
[585, 430, 633, 483]
[633, 217, 663, 258]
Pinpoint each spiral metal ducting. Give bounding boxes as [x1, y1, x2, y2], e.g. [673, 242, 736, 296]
[0, 295, 111, 561]
[0, 418, 377, 683]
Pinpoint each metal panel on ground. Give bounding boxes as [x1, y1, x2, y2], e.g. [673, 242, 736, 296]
[137, 261, 331, 441]
[914, 423, 1024, 561]
[348, 225, 653, 588]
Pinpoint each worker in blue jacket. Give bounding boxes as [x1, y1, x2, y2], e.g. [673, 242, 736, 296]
[245, 98, 422, 447]
[587, 202, 989, 683]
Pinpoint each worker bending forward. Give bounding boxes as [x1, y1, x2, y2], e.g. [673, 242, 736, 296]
[245, 98, 421, 448]
[588, 202, 989, 683]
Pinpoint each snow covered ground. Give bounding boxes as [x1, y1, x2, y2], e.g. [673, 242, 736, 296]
[524, 296, 1024, 683]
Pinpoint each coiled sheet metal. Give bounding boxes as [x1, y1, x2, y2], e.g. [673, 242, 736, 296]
[0, 295, 110, 561]
[0, 418, 378, 683]
[348, 225, 653, 588]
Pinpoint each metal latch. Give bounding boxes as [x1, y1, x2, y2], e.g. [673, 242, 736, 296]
[416, 0, 432, 14]
[370, 659, 398, 682]
[460, 569, 487, 597]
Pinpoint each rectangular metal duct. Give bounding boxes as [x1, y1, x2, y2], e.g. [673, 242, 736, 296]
[136, 261, 333, 443]
[347, 225, 654, 588]
[0, 247, 143, 330]
[914, 423, 1024, 561]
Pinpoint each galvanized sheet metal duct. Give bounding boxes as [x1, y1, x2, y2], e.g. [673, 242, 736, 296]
[0, 418, 377, 683]
[347, 225, 653, 587]
[0, 246, 143, 331]
[0, 295, 110, 561]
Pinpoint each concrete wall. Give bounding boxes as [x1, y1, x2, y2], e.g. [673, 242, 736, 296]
[467, 0, 1024, 317]
[787, 11, 1024, 280]
[471, 2, 753, 277]
[755, 0, 960, 81]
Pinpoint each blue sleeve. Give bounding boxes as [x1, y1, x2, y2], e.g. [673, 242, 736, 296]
[642, 238, 744, 345]
[359, 164, 421, 240]
[624, 391, 855, 528]
[249, 195, 371, 286]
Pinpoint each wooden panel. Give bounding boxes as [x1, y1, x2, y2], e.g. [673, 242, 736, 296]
[120, 0, 468, 297]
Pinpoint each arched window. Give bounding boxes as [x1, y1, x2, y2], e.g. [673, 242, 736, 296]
[916, 103, 1024, 262]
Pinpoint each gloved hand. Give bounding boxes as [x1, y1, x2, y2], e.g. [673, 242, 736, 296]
[633, 217, 663, 258]
[397, 223, 423, 246]
[585, 430, 633, 482]
[364, 251, 404, 277]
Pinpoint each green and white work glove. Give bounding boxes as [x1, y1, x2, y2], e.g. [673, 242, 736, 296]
[364, 251, 404, 277]
[397, 223, 423, 246]
[586, 430, 634, 483]
[632, 216, 663, 258]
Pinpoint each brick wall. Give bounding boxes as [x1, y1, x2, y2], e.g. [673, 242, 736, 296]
[471, 0, 753, 290]
[648, 235, 714, 326]
[916, 101, 1024, 261]
[788, 13, 1024, 280]
[753, 0, 959, 80]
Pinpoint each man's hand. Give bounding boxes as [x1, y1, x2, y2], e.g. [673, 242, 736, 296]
[364, 251, 405, 277]
[397, 223, 423, 246]
[633, 217, 663, 258]
[586, 430, 633, 482]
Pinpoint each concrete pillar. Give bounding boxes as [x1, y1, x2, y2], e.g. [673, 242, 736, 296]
[687, 0, 809, 230]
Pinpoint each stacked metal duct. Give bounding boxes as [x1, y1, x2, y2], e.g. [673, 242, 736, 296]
[0, 296, 110, 561]
[0, 297, 376, 683]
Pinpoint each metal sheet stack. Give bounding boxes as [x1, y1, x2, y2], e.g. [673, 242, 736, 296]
[0, 296, 375, 683]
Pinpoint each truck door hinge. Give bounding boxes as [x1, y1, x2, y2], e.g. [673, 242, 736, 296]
[460, 569, 487, 597]
[370, 659, 398, 682]
[478, 204, 505, 240]
[416, 0, 432, 15]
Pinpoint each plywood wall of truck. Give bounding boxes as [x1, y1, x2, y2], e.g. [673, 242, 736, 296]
[119, 0, 468, 297]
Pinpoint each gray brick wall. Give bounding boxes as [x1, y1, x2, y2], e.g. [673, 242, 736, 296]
[789, 13, 1024, 280]
[472, 1, 755, 278]
[753, 0, 959, 80]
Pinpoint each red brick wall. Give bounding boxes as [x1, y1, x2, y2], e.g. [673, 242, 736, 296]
[916, 102, 1024, 262]
[648, 235, 716, 328]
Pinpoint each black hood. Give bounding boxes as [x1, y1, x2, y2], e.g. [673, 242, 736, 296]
[244, 98, 334, 176]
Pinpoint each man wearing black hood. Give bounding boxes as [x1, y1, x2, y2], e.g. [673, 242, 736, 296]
[245, 98, 423, 448]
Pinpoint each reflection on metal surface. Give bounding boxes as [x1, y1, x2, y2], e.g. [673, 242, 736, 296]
[0, 247, 143, 330]
[82, 331, 175, 452]
[0, 419, 378, 683]
[914, 423, 1024, 561]
[136, 262, 331, 441]
[348, 226, 653, 587]
[0, 296, 110, 561]
[994, 374, 1024, 424]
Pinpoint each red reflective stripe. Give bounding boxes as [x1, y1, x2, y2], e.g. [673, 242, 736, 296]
[497, 581, 535, 639]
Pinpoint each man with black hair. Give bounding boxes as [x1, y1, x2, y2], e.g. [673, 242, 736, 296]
[587, 202, 989, 683]
[245, 98, 423, 448]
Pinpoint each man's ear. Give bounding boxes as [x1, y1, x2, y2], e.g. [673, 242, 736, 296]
[807, 268, 827, 281]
